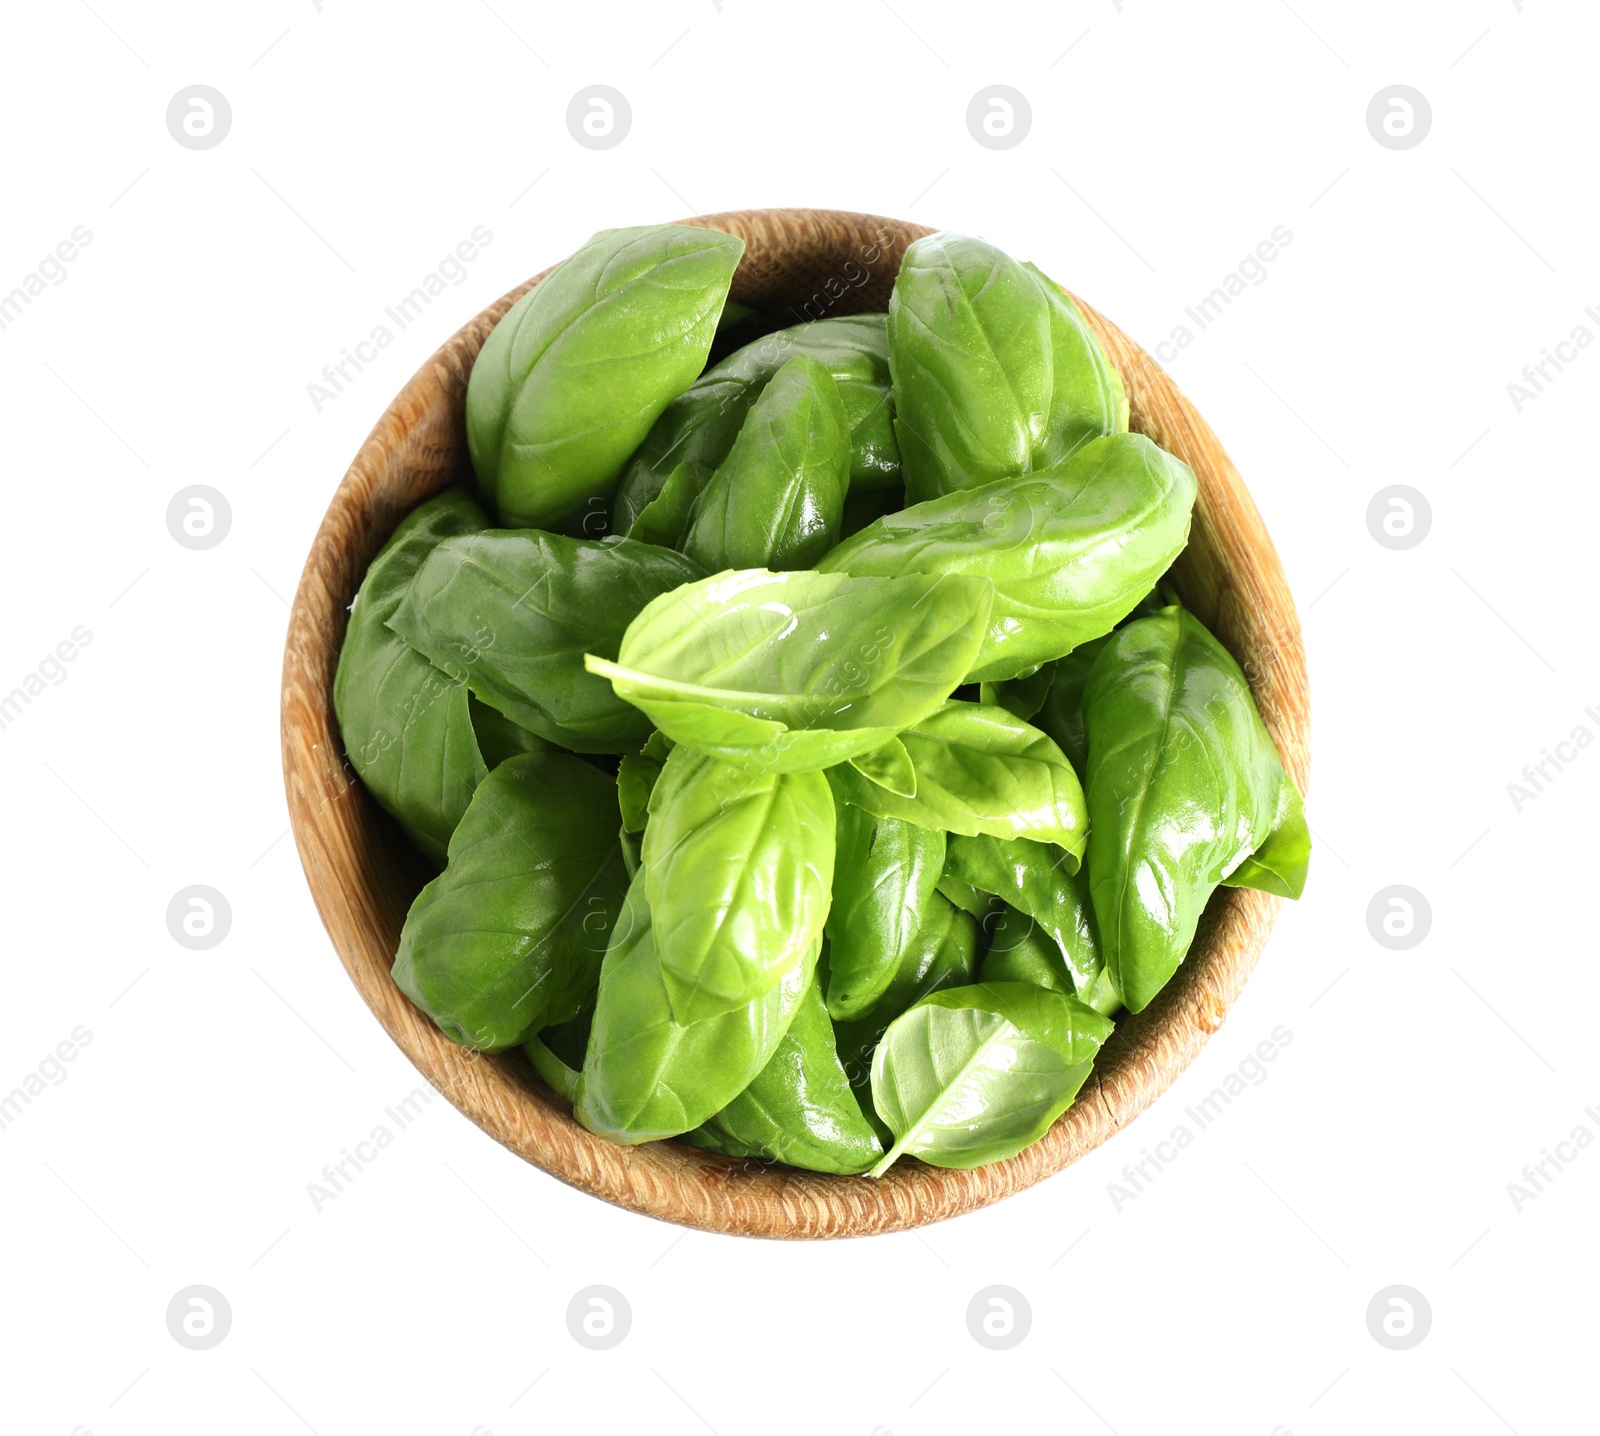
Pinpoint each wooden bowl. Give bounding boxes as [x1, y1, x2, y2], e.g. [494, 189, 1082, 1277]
[281, 208, 1310, 1239]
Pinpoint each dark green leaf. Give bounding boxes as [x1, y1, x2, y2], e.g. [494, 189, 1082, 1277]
[1084, 607, 1309, 1012]
[685, 977, 883, 1174]
[391, 752, 627, 1051]
[333, 488, 489, 860]
[389, 529, 703, 753]
[681, 354, 850, 572]
[824, 805, 946, 1020]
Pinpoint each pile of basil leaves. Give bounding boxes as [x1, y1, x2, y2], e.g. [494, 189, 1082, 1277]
[334, 224, 1310, 1178]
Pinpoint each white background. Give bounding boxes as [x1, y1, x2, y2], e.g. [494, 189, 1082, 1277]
[2, 1, 1594, 1432]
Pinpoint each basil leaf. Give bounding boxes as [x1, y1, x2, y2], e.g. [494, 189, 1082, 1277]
[467, 694, 551, 769]
[586, 568, 993, 772]
[944, 832, 1100, 993]
[976, 898, 1123, 1018]
[829, 700, 1088, 857]
[886, 232, 1125, 503]
[626, 461, 711, 548]
[389, 529, 704, 754]
[616, 752, 663, 834]
[391, 752, 627, 1051]
[1028, 637, 1110, 777]
[821, 431, 1196, 681]
[831, 894, 979, 1104]
[643, 746, 835, 1023]
[685, 976, 883, 1175]
[682, 354, 851, 572]
[1223, 777, 1311, 899]
[868, 982, 1114, 1175]
[574, 873, 816, 1143]
[333, 488, 489, 860]
[824, 805, 947, 1021]
[612, 314, 900, 532]
[466, 224, 743, 531]
[1084, 607, 1309, 1012]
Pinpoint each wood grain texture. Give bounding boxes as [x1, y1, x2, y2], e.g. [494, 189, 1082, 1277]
[280, 208, 1310, 1239]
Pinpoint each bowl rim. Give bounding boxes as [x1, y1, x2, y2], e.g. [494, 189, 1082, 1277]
[280, 206, 1310, 1239]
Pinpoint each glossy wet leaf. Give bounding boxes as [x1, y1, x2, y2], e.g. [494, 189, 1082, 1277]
[391, 753, 627, 1051]
[333, 488, 489, 860]
[868, 982, 1113, 1175]
[390, 529, 703, 753]
[574, 873, 816, 1143]
[612, 314, 902, 532]
[466, 224, 743, 531]
[821, 432, 1196, 681]
[827, 700, 1087, 857]
[626, 460, 711, 548]
[682, 354, 851, 572]
[831, 893, 979, 1106]
[944, 832, 1101, 993]
[685, 977, 883, 1174]
[824, 805, 946, 1020]
[886, 232, 1125, 503]
[1084, 607, 1309, 1013]
[644, 746, 835, 1023]
[586, 568, 993, 771]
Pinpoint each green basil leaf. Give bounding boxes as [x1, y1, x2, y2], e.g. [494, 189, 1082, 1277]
[525, 1034, 580, 1101]
[574, 872, 817, 1143]
[616, 752, 663, 834]
[829, 699, 1088, 856]
[868, 982, 1113, 1175]
[1223, 777, 1311, 899]
[847, 735, 917, 797]
[626, 460, 712, 548]
[1028, 637, 1110, 777]
[1026, 260, 1130, 456]
[467, 693, 551, 770]
[389, 529, 704, 754]
[643, 746, 835, 1023]
[391, 752, 627, 1051]
[944, 832, 1100, 993]
[612, 314, 900, 532]
[979, 664, 1055, 723]
[681, 354, 851, 572]
[824, 805, 946, 1020]
[586, 568, 993, 771]
[821, 431, 1196, 681]
[466, 224, 743, 531]
[886, 233, 1125, 503]
[831, 894, 979, 1104]
[1085, 607, 1309, 1013]
[685, 976, 883, 1174]
[333, 489, 490, 860]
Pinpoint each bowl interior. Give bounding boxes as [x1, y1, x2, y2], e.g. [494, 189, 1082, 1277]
[280, 207, 1309, 1239]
